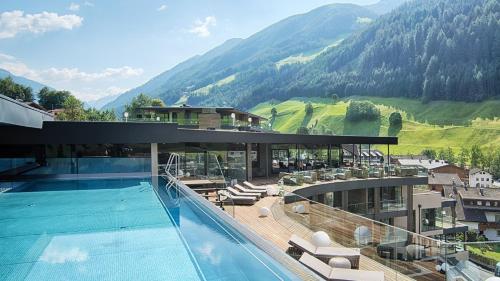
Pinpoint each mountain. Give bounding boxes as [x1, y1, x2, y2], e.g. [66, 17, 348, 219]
[84, 94, 121, 109]
[104, 3, 378, 111]
[267, 0, 500, 104]
[102, 38, 244, 111]
[0, 69, 50, 94]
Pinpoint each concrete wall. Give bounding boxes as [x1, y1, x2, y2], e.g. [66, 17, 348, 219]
[413, 191, 442, 210]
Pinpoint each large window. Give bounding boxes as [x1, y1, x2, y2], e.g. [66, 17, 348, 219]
[159, 143, 247, 181]
[324, 191, 342, 208]
[380, 186, 406, 212]
[421, 208, 442, 232]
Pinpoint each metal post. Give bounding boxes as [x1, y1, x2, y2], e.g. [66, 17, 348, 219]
[368, 144, 371, 167]
[387, 144, 391, 177]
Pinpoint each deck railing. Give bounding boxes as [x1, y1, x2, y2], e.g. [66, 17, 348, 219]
[272, 190, 499, 281]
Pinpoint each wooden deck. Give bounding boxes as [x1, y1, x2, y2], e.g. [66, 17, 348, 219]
[232, 196, 442, 281]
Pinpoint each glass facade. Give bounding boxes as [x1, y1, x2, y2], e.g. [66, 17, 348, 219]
[324, 191, 342, 208]
[380, 186, 406, 212]
[271, 144, 341, 174]
[159, 143, 247, 181]
[421, 207, 443, 232]
[0, 144, 151, 175]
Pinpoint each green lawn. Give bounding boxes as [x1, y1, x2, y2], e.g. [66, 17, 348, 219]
[250, 97, 500, 155]
[468, 244, 500, 262]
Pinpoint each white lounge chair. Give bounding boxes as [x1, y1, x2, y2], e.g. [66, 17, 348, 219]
[289, 234, 360, 269]
[242, 181, 268, 191]
[299, 253, 384, 281]
[227, 186, 260, 200]
[234, 184, 266, 197]
[243, 181, 278, 196]
[218, 190, 256, 205]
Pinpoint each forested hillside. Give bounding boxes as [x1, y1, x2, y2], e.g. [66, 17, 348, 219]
[105, 0, 499, 111]
[286, 0, 500, 103]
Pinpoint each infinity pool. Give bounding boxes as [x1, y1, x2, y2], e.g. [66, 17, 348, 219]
[0, 178, 302, 281]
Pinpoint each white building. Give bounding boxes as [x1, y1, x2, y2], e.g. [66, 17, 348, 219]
[469, 168, 493, 188]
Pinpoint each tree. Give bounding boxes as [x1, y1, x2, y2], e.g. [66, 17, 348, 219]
[124, 93, 154, 113]
[85, 108, 116, 121]
[271, 107, 277, 117]
[0, 77, 34, 102]
[151, 98, 166, 107]
[421, 148, 437, 159]
[38, 87, 71, 110]
[58, 95, 86, 121]
[305, 102, 313, 115]
[388, 112, 403, 136]
[445, 147, 456, 164]
[470, 145, 483, 168]
[345, 101, 380, 122]
[458, 147, 470, 168]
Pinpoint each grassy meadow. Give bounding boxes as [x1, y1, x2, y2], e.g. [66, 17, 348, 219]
[250, 97, 500, 155]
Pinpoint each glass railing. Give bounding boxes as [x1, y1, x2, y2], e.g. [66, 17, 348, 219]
[25, 157, 151, 175]
[380, 199, 407, 212]
[347, 202, 375, 215]
[279, 165, 425, 187]
[0, 157, 36, 173]
[272, 190, 499, 281]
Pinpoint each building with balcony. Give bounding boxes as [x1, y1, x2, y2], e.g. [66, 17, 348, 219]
[446, 184, 500, 240]
[412, 188, 468, 238]
[132, 105, 268, 130]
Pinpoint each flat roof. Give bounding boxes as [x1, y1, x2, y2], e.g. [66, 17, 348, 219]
[0, 121, 398, 145]
[0, 95, 54, 129]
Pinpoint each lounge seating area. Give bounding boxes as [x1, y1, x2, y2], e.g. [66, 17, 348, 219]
[287, 233, 384, 281]
[278, 164, 419, 186]
[213, 181, 281, 206]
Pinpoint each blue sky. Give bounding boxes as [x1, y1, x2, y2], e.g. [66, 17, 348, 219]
[0, 0, 377, 101]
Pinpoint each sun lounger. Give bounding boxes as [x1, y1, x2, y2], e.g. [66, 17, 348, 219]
[289, 234, 360, 269]
[227, 186, 260, 200]
[218, 190, 256, 205]
[243, 181, 279, 196]
[299, 253, 384, 281]
[234, 184, 266, 197]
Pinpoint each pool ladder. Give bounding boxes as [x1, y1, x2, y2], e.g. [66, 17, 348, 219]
[163, 153, 181, 203]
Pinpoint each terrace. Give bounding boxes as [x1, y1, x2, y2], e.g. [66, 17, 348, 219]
[222, 181, 499, 281]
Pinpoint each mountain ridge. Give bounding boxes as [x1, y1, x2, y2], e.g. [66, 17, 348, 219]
[104, 3, 379, 111]
[0, 68, 51, 94]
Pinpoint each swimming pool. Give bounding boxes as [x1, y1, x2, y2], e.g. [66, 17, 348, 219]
[0, 177, 309, 280]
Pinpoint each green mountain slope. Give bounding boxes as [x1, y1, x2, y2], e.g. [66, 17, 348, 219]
[264, 0, 500, 106]
[102, 38, 244, 111]
[251, 97, 500, 154]
[104, 3, 378, 111]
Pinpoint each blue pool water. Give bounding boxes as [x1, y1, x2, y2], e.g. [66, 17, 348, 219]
[0, 178, 300, 281]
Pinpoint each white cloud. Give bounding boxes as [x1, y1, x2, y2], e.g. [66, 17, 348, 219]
[41, 66, 143, 82]
[83, 1, 94, 7]
[157, 4, 167, 12]
[0, 53, 143, 101]
[0, 10, 83, 39]
[68, 3, 80, 11]
[189, 16, 216, 37]
[0, 52, 15, 61]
